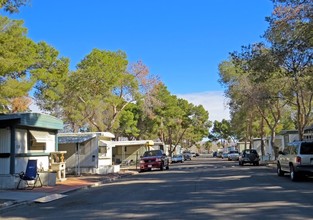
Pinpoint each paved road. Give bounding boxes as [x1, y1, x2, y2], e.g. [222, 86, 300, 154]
[1, 157, 313, 219]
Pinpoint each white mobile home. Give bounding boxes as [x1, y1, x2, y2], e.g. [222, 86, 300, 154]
[0, 113, 63, 189]
[58, 132, 118, 175]
[110, 140, 165, 165]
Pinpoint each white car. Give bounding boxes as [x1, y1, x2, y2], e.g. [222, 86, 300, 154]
[228, 150, 240, 161]
[277, 141, 313, 181]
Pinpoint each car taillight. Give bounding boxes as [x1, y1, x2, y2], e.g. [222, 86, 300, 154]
[296, 156, 301, 164]
[140, 160, 145, 164]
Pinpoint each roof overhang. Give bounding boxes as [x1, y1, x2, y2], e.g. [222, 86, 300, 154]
[58, 134, 96, 144]
[113, 140, 154, 147]
[30, 130, 54, 143]
[99, 140, 116, 147]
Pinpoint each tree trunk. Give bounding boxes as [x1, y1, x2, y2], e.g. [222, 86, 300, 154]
[260, 117, 265, 157]
[270, 130, 278, 159]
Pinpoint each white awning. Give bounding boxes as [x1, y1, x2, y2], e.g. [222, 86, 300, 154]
[99, 140, 116, 147]
[100, 132, 115, 139]
[29, 130, 53, 143]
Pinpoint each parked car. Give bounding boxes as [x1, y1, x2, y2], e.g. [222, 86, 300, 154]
[191, 152, 197, 157]
[277, 141, 313, 181]
[221, 152, 229, 159]
[213, 151, 217, 157]
[171, 154, 184, 163]
[228, 150, 240, 161]
[139, 150, 169, 172]
[183, 152, 192, 161]
[216, 149, 224, 158]
[239, 149, 260, 166]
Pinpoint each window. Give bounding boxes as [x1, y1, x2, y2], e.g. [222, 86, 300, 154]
[99, 146, 107, 155]
[283, 146, 290, 154]
[300, 142, 313, 154]
[290, 146, 298, 155]
[28, 130, 48, 151]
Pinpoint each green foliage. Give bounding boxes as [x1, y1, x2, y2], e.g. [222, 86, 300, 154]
[0, 7, 212, 144]
[33, 42, 70, 115]
[62, 49, 136, 132]
[116, 103, 140, 139]
[149, 83, 211, 154]
[0, 16, 37, 112]
[218, 0, 313, 144]
[210, 119, 233, 142]
[0, 0, 29, 13]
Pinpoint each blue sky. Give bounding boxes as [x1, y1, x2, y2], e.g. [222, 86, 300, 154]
[5, 0, 274, 122]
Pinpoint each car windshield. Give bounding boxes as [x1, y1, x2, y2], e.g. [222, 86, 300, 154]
[244, 150, 257, 154]
[143, 150, 162, 157]
[229, 151, 238, 154]
[300, 142, 313, 154]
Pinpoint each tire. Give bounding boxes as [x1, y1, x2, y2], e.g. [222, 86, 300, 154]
[139, 169, 144, 173]
[160, 163, 164, 171]
[290, 165, 299, 181]
[277, 163, 284, 176]
[166, 164, 169, 170]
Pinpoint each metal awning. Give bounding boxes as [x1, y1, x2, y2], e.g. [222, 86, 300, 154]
[58, 134, 95, 144]
[99, 140, 116, 147]
[29, 130, 53, 143]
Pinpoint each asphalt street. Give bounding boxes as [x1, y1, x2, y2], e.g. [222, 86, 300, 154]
[1, 157, 313, 220]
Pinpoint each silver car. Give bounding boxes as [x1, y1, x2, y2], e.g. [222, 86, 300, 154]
[277, 141, 313, 181]
[228, 150, 240, 161]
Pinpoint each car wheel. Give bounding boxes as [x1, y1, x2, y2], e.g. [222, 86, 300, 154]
[166, 164, 169, 170]
[139, 169, 144, 173]
[255, 161, 259, 166]
[290, 165, 299, 181]
[277, 163, 284, 176]
[160, 163, 164, 171]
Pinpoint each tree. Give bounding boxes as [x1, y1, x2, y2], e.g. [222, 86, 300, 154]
[115, 103, 140, 140]
[219, 51, 284, 157]
[210, 119, 234, 147]
[0, 0, 29, 13]
[121, 61, 162, 140]
[62, 49, 138, 132]
[230, 44, 289, 157]
[33, 42, 70, 117]
[265, 0, 313, 140]
[0, 16, 37, 113]
[149, 84, 210, 155]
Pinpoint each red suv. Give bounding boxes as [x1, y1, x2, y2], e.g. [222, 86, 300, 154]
[139, 150, 169, 172]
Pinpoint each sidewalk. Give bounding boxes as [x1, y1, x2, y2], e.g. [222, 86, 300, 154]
[0, 168, 138, 210]
[262, 160, 277, 168]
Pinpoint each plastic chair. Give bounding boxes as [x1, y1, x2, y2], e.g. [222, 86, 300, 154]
[17, 159, 43, 190]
